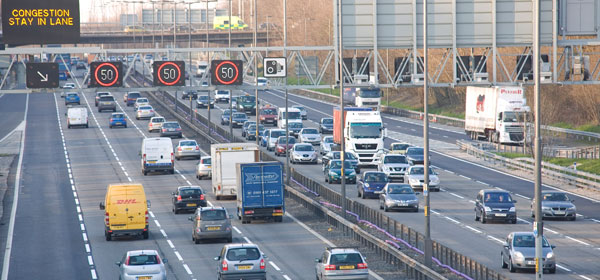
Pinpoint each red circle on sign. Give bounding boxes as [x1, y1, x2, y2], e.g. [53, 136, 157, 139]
[157, 62, 182, 86]
[215, 61, 239, 85]
[94, 63, 119, 87]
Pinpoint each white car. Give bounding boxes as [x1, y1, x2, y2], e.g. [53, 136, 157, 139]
[136, 105, 156, 120]
[214, 90, 230, 103]
[196, 156, 211, 179]
[257, 77, 268, 90]
[378, 154, 410, 182]
[116, 250, 167, 280]
[61, 83, 76, 97]
[299, 128, 321, 145]
[290, 143, 318, 164]
[320, 136, 335, 155]
[134, 97, 150, 111]
[148, 117, 165, 132]
[266, 129, 287, 151]
[404, 165, 440, 191]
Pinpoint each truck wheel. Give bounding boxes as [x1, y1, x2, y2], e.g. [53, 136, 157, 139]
[142, 231, 149, 239]
[105, 231, 112, 241]
[275, 216, 283, 223]
[216, 195, 221, 200]
[143, 170, 148, 176]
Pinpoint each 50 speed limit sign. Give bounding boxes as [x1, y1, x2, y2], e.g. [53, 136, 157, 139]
[89, 62, 123, 87]
[153, 61, 185, 86]
[211, 60, 243, 85]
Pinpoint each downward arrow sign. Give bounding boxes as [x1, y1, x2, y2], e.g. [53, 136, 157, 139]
[37, 71, 48, 82]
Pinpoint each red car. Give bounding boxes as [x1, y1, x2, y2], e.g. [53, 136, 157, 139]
[259, 106, 278, 126]
[275, 136, 296, 156]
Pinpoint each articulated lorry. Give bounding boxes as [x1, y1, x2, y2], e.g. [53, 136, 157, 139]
[333, 107, 386, 167]
[211, 143, 259, 200]
[236, 162, 284, 223]
[465, 86, 530, 144]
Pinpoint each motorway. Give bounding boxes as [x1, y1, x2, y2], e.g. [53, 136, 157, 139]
[160, 78, 600, 280]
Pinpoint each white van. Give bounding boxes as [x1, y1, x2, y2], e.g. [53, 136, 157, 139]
[277, 107, 302, 130]
[141, 137, 175, 175]
[67, 107, 89, 129]
[211, 143, 259, 200]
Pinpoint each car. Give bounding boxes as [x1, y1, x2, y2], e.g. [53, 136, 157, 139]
[64, 92, 80, 105]
[501, 232, 556, 273]
[241, 121, 256, 137]
[61, 83, 76, 97]
[116, 250, 167, 280]
[75, 61, 86, 70]
[160, 121, 183, 138]
[299, 128, 321, 145]
[109, 112, 127, 128]
[389, 142, 411, 154]
[175, 139, 201, 160]
[292, 105, 308, 120]
[404, 165, 440, 192]
[220, 109, 236, 125]
[378, 154, 410, 182]
[172, 186, 207, 213]
[531, 191, 576, 220]
[257, 77, 268, 87]
[320, 136, 336, 155]
[123, 25, 145, 32]
[291, 143, 318, 164]
[259, 106, 278, 126]
[124, 92, 142, 106]
[260, 129, 270, 147]
[322, 151, 360, 173]
[275, 136, 296, 156]
[144, 54, 153, 64]
[134, 97, 150, 111]
[405, 147, 426, 165]
[214, 243, 266, 280]
[319, 117, 334, 134]
[324, 160, 356, 184]
[246, 124, 265, 141]
[97, 95, 117, 112]
[168, 25, 195, 33]
[236, 95, 258, 115]
[190, 207, 233, 243]
[379, 183, 420, 212]
[136, 105, 156, 120]
[231, 113, 248, 128]
[94, 92, 110, 106]
[315, 247, 368, 280]
[196, 95, 215, 108]
[196, 156, 212, 179]
[148, 116, 166, 132]
[357, 171, 388, 199]
[181, 90, 198, 100]
[288, 122, 303, 137]
[475, 189, 517, 224]
[266, 129, 286, 151]
[215, 90, 231, 103]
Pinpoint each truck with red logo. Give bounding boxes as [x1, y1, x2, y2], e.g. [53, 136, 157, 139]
[465, 86, 530, 144]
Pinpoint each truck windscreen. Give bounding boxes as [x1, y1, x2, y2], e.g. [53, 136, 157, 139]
[282, 112, 301, 120]
[358, 89, 381, 98]
[350, 123, 382, 139]
[503, 112, 528, 123]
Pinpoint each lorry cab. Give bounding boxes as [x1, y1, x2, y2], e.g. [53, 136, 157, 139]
[213, 16, 248, 30]
[334, 107, 386, 167]
[355, 87, 381, 111]
[99, 183, 149, 241]
[141, 138, 175, 175]
[277, 107, 302, 130]
[66, 107, 89, 129]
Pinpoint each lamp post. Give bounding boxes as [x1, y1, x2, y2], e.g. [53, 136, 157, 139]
[253, 0, 259, 147]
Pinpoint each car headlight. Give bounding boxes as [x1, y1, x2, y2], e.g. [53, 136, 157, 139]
[387, 167, 394, 172]
[329, 171, 338, 177]
[509, 207, 516, 212]
[546, 251, 554, 259]
[409, 178, 419, 184]
[484, 206, 492, 212]
[568, 206, 576, 210]
[349, 171, 356, 176]
[364, 183, 370, 188]
[542, 206, 551, 210]
[431, 177, 440, 184]
[514, 252, 525, 262]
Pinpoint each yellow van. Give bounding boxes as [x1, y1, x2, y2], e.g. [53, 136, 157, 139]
[213, 16, 248, 30]
[99, 184, 150, 241]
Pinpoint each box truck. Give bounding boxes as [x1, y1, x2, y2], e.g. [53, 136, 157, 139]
[236, 162, 284, 223]
[211, 143, 259, 200]
[465, 86, 530, 144]
[333, 107, 386, 167]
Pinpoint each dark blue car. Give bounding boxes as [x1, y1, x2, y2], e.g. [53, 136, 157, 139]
[109, 112, 127, 128]
[64, 92, 80, 105]
[357, 171, 389, 199]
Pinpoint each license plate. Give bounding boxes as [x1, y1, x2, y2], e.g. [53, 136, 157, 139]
[115, 122, 122, 125]
[527, 261, 535, 265]
[185, 148, 193, 151]
[374, 191, 383, 194]
[207, 226, 221, 231]
[137, 277, 152, 280]
[207, 166, 211, 169]
[186, 203, 197, 207]
[237, 265, 252, 270]
[495, 213, 507, 217]
[147, 160, 157, 163]
[554, 211, 565, 215]
[339, 265, 355, 270]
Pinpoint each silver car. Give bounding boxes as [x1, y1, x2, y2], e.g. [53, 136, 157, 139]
[175, 139, 201, 160]
[299, 128, 321, 145]
[291, 143, 318, 164]
[378, 154, 410, 182]
[136, 105, 155, 120]
[190, 207, 233, 243]
[404, 165, 440, 191]
[501, 232, 556, 273]
[196, 156, 211, 179]
[379, 183, 419, 212]
[531, 191, 577, 221]
[160, 121, 183, 138]
[292, 105, 308, 120]
[116, 250, 168, 280]
[215, 243, 267, 280]
[320, 136, 335, 155]
[315, 247, 369, 280]
[148, 116, 165, 132]
[97, 95, 116, 112]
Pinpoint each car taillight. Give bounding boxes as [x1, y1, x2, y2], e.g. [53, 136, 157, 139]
[177, 195, 182, 201]
[218, 185, 221, 190]
[260, 259, 265, 270]
[109, 118, 113, 122]
[156, 255, 161, 264]
[125, 257, 130, 265]
[143, 154, 146, 165]
[177, 147, 182, 151]
[150, 110, 154, 112]
[325, 264, 336, 270]
[357, 263, 368, 269]
[162, 128, 167, 132]
[221, 261, 228, 271]
[171, 153, 174, 163]
[176, 128, 182, 131]
[105, 212, 110, 226]
[195, 146, 199, 150]
[200, 194, 205, 200]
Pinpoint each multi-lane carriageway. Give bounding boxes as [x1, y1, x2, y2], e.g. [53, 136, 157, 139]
[0, 81, 599, 279]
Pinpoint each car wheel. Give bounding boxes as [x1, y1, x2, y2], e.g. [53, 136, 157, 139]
[170, 169, 175, 174]
[124, 125, 127, 128]
[475, 211, 480, 221]
[379, 202, 384, 210]
[325, 176, 328, 183]
[481, 212, 487, 224]
[194, 237, 201, 244]
[570, 216, 576, 221]
[109, 125, 112, 129]
[413, 207, 419, 212]
[384, 204, 389, 212]
[357, 189, 361, 198]
[511, 219, 517, 224]
[67, 125, 71, 129]
[142, 231, 149, 239]
[173, 207, 178, 214]
[501, 253, 507, 268]
[143, 170, 148, 176]
[508, 257, 516, 272]
[531, 211, 535, 218]
[549, 267, 556, 274]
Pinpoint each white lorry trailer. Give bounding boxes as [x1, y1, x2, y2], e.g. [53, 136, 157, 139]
[465, 86, 530, 144]
[211, 143, 259, 200]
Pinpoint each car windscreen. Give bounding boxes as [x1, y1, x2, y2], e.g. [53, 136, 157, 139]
[198, 96, 209, 100]
[332, 152, 357, 160]
[384, 156, 407, 164]
[217, 90, 230, 95]
[358, 89, 381, 98]
[202, 158, 211, 165]
[388, 185, 414, 194]
[179, 141, 196, 146]
[324, 137, 334, 143]
[406, 148, 424, 155]
[282, 111, 301, 119]
[226, 248, 260, 261]
[67, 93, 78, 97]
[162, 122, 179, 128]
[542, 193, 569, 201]
[364, 173, 387, 182]
[295, 145, 314, 151]
[513, 235, 550, 247]
[289, 122, 303, 128]
[200, 209, 226, 221]
[99, 96, 114, 101]
[128, 255, 159, 265]
[322, 118, 333, 124]
[392, 144, 410, 151]
[409, 167, 434, 175]
[180, 188, 202, 196]
[139, 106, 152, 110]
[112, 114, 124, 119]
[240, 96, 255, 103]
[277, 136, 296, 144]
[329, 253, 363, 265]
[261, 108, 277, 115]
[330, 161, 354, 169]
[152, 118, 165, 123]
[302, 129, 318, 134]
[271, 131, 285, 138]
[483, 192, 513, 203]
[128, 93, 141, 99]
[137, 98, 148, 103]
[233, 113, 247, 119]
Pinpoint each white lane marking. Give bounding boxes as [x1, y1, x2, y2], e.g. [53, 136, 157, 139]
[160, 229, 168, 238]
[167, 240, 175, 249]
[174, 251, 183, 261]
[269, 261, 281, 271]
[154, 220, 161, 227]
[149, 211, 155, 218]
[579, 275, 593, 280]
[565, 236, 591, 246]
[465, 226, 482, 234]
[87, 256, 94, 266]
[283, 275, 292, 280]
[556, 264, 571, 272]
[545, 228, 558, 234]
[85, 244, 91, 253]
[517, 218, 531, 224]
[183, 264, 193, 275]
[243, 236, 252, 243]
[90, 269, 97, 280]
[232, 226, 242, 234]
[487, 235, 504, 244]
[591, 219, 600, 223]
[80, 224, 85, 231]
[445, 217, 460, 224]
[449, 193, 464, 199]
[475, 180, 488, 186]
[82, 233, 88, 242]
[430, 210, 440, 215]
[514, 193, 530, 200]
[458, 175, 470, 180]
[468, 200, 476, 204]
[78, 214, 83, 221]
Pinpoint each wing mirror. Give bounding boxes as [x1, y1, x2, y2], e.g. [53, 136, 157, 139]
[229, 214, 234, 219]
[503, 242, 509, 248]
[551, 245, 556, 249]
[99, 202, 105, 210]
[315, 258, 322, 263]
[147, 200, 151, 208]
[214, 256, 221, 261]
[115, 262, 121, 266]
[188, 216, 194, 221]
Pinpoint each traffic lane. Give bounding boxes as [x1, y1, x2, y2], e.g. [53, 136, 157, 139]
[9, 93, 90, 279]
[0, 94, 26, 140]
